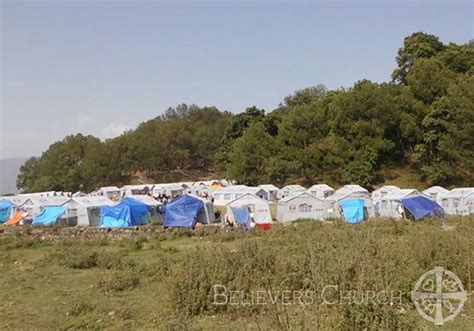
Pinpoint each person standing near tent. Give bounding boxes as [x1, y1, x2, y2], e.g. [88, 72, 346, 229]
[397, 204, 405, 219]
[249, 208, 256, 229]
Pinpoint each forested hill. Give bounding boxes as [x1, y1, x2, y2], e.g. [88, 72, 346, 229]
[17, 32, 474, 193]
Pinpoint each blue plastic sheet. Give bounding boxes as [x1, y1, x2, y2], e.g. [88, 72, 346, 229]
[117, 197, 150, 225]
[400, 196, 445, 220]
[232, 206, 251, 230]
[100, 205, 132, 228]
[164, 195, 204, 228]
[32, 206, 66, 226]
[0, 200, 13, 223]
[340, 199, 365, 224]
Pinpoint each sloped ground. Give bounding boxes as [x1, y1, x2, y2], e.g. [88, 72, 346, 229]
[0, 217, 472, 330]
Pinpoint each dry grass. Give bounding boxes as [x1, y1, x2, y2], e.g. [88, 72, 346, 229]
[0, 217, 473, 329]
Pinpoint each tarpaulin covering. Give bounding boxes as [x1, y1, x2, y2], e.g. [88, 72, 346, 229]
[341, 199, 365, 224]
[100, 205, 132, 228]
[5, 212, 27, 226]
[400, 196, 445, 220]
[164, 195, 204, 228]
[32, 206, 66, 226]
[117, 197, 150, 225]
[232, 206, 251, 230]
[0, 200, 13, 223]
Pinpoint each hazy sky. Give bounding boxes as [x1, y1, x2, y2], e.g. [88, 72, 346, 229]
[1, 1, 472, 159]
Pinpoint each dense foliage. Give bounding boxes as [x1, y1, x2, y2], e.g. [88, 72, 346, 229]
[17, 32, 474, 192]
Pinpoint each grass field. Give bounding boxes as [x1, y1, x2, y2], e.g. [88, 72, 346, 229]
[0, 217, 473, 330]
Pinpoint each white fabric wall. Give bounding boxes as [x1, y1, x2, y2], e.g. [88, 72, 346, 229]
[228, 195, 272, 224]
[276, 195, 327, 223]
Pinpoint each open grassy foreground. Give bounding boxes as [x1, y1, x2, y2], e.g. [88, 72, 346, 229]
[1, 218, 473, 330]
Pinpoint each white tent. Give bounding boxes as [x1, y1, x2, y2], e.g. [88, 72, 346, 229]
[276, 192, 327, 223]
[459, 192, 474, 216]
[378, 189, 427, 218]
[66, 196, 114, 226]
[152, 184, 185, 198]
[325, 192, 375, 219]
[213, 185, 265, 206]
[371, 185, 400, 203]
[187, 194, 215, 224]
[278, 185, 307, 199]
[440, 188, 474, 215]
[371, 185, 401, 215]
[121, 185, 153, 197]
[95, 186, 122, 200]
[308, 184, 335, 199]
[227, 193, 272, 224]
[335, 184, 369, 196]
[72, 191, 87, 197]
[258, 184, 279, 201]
[25, 196, 71, 221]
[422, 186, 449, 205]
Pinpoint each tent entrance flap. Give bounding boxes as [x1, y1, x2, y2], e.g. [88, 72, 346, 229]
[100, 205, 132, 228]
[32, 206, 66, 226]
[5, 212, 28, 226]
[232, 206, 251, 230]
[341, 199, 365, 224]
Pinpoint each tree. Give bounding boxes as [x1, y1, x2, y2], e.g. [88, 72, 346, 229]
[392, 32, 445, 83]
[227, 122, 275, 185]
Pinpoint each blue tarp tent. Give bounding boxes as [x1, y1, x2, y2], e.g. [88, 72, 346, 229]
[232, 206, 251, 230]
[0, 200, 13, 224]
[164, 195, 204, 228]
[118, 197, 150, 225]
[100, 205, 132, 228]
[400, 196, 445, 220]
[32, 206, 66, 226]
[341, 199, 365, 224]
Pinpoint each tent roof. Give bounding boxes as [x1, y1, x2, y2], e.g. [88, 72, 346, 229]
[279, 191, 323, 204]
[383, 189, 422, 200]
[98, 186, 121, 192]
[442, 187, 474, 199]
[259, 184, 279, 191]
[422, 186, 449, 194]
[121, 184, 152, 190]
[308, 184, 334, 192]
[30, 196, 70, 207]
[215, 185, 250, 194]
[326, 191, 369, 202]
[372, 185, 400, 194]
[0, 196, 31, 206]
[71, 196, 114, 208]
[127, 195, 163, 206]
[281, 184, 306, 191]
[228, 193, 267, 205]
[336, 185, 368, 195]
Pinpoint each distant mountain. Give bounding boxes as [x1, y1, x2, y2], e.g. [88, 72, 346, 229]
[0, 157, 28, 195]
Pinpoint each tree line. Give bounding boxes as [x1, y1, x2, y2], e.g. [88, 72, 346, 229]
[17, 32, 474, 193]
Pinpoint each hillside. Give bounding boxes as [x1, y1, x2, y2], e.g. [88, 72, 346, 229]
[14, 32, 474, 193]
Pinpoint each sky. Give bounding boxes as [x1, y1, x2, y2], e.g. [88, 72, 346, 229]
[1, 0, 473, 159]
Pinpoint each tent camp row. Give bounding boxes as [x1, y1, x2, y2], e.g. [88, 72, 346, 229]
[2, 184, 471, 228]
[87, 180, 229, 200]
[0, 195, 165, 227]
